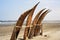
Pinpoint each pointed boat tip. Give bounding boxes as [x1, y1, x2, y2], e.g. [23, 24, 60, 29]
[37, 1, 40, 5]
[48, 9, 51, 12]
[40, 8, 46, 11]
[33, 2, 40, 9]
[47, 9, 51, 11]
[38, 1, 40, 4]
[42, 8, 46, 10]
[46, 9, 51, 13]
[44, 8, 46, 9]
[35, 1, 40, 6]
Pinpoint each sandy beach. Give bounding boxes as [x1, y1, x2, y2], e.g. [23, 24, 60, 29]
[0, 23, 60, 40]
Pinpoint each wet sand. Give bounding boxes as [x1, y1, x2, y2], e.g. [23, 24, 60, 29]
[0, 23, 60, 40]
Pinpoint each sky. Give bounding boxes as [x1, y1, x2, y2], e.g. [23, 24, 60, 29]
[0, 0, 60, 21]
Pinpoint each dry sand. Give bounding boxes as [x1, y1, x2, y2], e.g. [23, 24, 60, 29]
[0, 23, 60, 40]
